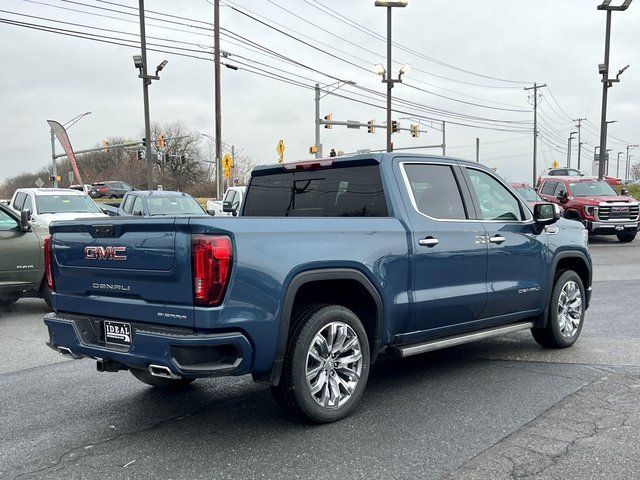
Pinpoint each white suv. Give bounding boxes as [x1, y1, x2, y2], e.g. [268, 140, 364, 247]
[10, 188, 107, 230]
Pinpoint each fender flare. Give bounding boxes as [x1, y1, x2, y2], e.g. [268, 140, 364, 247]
[541, 250, 592, 326]
[255, 268, 384, 386]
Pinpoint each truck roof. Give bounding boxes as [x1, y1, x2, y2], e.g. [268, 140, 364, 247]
[252, 153, 479, 174]
[126, 190, 194, 198]
[14, 188, 88, 196]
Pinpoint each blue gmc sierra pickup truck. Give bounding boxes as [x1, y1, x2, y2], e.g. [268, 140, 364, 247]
[44, 154, 592, 423]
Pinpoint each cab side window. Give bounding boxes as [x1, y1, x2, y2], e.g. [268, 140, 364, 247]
[403, 164, 468, 220]
[0, 209, 18, 231]
[553, 182, 567, 197]
[22, 195, 33, 213]
[122, 195, 135, 213]
[466, 169, 524, 221]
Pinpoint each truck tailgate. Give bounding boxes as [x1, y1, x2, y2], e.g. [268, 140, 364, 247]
[50, 218, 195, 328]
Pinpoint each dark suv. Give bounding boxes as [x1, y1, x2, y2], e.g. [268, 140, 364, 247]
[89, 181, 134, 199]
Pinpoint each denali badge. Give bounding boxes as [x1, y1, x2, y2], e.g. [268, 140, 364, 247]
[84, 246, 127, 260]
[92, 283, 131, 292]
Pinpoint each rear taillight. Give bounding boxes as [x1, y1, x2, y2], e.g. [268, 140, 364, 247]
[191, 235, 232, 306]
[98, 187, 108, 193]
[43, 236, 54, 290]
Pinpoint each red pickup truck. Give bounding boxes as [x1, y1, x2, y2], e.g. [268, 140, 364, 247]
[538, 177, 639, 242]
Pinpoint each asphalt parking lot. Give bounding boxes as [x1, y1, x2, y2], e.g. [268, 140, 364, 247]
[1, 237, 638, 480]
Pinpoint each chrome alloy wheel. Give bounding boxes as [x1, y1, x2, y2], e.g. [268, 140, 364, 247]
[305, 321, 363, 409]
[557, 280, 583, 338]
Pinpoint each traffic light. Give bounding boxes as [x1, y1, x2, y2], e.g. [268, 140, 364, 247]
[329, 148, 337, 157]
[137, 150, 144, 160]
[156, 134, 165, 149]
[324, 114, 332, 129]
[309, 145, 318, 154]
[410, 124, 419, 138]
[391, 121, 399, 133]
[367, 119, 375, 134]
[142, 137, 146, 148]
[102, 140, 109, 152]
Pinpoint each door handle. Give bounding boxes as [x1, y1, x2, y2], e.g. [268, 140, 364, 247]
[419, 237, 439, 247]
[489, 235, 506, 244]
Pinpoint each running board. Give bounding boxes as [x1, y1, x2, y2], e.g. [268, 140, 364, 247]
[396, 321, 534, 358]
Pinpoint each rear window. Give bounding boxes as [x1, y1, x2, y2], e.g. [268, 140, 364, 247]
[243, 163, 388, 217]
[35, 194, 101, 214]
[147, 196, 205, 216]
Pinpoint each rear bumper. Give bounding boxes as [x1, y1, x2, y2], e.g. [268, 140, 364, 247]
[44, 312, 253, 378]
[587, 220, 639, 235]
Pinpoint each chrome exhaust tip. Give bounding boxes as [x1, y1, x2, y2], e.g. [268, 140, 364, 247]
[148, 364, 181, 380]
[58, 346, 81, 359]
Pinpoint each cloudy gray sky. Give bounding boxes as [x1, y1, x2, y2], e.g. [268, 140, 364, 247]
[0, 0, 639, 186]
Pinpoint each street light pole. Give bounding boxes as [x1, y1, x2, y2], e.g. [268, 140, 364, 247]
[627, 144, 639, 180]
[596, 0, 633, 180]
[617, 152, 623, 178]
[375, 0, 408, 153]
[567, 131, 577, 168]
[138, 0, 153, 190]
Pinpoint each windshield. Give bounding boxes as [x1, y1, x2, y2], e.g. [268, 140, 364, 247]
[36, 194, 102, 214]
[514, 186, 541, 202]
[570, 181, 617, 197]
[147, 196, 205, 216]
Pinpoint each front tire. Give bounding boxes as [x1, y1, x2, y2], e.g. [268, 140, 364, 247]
[531, 270, 585, 348]
[617, 231, 637, 243]
[130, 368, 196, 389]
[271, 304, 370, 423]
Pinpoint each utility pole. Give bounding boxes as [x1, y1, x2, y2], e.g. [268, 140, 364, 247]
[314, 84, 322, 158]
[214, 0, 223, 198]
[231, 144, 235, 186]
[475, 138, 480, 163]
[573, 118, 586, 170]
[524, 83, 547, 186]
[597, 0, 632, 180]
[442, 121, 446, 156]
[138, 0, 153, 190]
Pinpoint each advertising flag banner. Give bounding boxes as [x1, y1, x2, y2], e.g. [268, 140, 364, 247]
[47, 120, 83, 184]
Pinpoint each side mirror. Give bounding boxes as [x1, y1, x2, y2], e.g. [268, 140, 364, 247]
[621, 188, 628, 196]
[534, 202, 561, 226]
[20, 209, 32, 232]
[556, 190, 568, 203]
[222, 201, 237, 215]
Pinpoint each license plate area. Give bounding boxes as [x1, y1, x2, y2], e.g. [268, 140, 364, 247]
[104, 321, 132, 346]
[615, 225, 624, 231]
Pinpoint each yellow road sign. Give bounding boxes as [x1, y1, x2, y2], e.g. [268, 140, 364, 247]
[222, 153, 233, 170]
[276, 139, 285, 163]
[551, 160, 559, 168]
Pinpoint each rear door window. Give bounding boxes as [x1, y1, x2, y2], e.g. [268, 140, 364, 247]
[0, 209, 18, 231]
[122, 195, 135, 213]
[243, 163, 388, 217]
[402, 164, 468, 220]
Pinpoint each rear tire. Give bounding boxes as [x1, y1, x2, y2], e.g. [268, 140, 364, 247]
[531, 270, 585, 348]
[617, 231, 637, 243]
[130, 368, 196, 388]
[271, 304, 370, 423]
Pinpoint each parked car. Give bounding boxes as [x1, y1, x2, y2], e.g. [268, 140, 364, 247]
[0, 203, 51, 307]
[537, 168, 621, 188]
[9, 188, 107, 230]
[44, 154, 591, 423]
[69, 184, 92, 194]
[206, 187, 246, 216]
[89, 181, 134, 199]
[510, 182, 543, 207]
[538, 177, 639, 242]
[118, 191, 207, 217]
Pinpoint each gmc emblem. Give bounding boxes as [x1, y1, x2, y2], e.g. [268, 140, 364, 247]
[84, 246, 127, 260]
